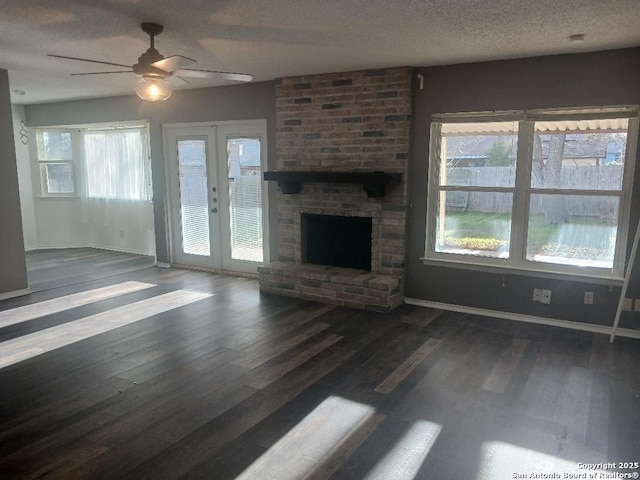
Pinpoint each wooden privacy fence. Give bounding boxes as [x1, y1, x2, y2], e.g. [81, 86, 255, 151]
[446, 165, 623, 217]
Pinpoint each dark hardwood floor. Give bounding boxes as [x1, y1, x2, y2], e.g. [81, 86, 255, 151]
[26, 248, 156, 292]
[1, 265, 639, 479]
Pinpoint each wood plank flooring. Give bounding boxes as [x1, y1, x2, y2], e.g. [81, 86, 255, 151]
[26, 248, 155, 292]
[1, 263, 639, 479]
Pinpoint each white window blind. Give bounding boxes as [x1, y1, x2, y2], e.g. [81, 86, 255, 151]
[227, 137, 263, 262]
[177, 139, 210, 256]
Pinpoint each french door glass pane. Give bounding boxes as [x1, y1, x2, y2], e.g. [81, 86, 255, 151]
[526, 194, 619, 268]
[178, 139, 210, 256]
[227, 137, 263, 262]
[435, 191, 513, 258]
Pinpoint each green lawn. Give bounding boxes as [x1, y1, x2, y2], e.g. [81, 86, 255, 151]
[442, 212, 616, 261]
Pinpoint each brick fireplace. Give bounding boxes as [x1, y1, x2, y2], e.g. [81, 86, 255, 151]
[258, 67, 412, 311]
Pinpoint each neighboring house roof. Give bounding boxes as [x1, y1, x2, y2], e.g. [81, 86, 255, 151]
[539, 134, 624, 160]
[446, 133, 626, 163]
[446, 135, 516, 160]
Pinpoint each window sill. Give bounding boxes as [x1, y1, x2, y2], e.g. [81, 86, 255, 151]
[86, 197, 153, 203]
[420, 256, 624, 286]
[37, 195, 79, 199]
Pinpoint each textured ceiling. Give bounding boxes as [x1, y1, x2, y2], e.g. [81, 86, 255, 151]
[3, 0, 640, 104]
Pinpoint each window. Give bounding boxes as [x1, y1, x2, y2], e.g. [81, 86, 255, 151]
[36, 130, 76, 195]
[34, 124, 151, 201]
[83, 127, 151, 200]
[425, 107, 638, 279]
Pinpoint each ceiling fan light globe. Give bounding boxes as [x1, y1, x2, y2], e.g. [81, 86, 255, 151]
[135, 77, 172, 101]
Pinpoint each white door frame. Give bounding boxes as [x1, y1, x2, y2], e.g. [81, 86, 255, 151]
[162, 120, 270, 273]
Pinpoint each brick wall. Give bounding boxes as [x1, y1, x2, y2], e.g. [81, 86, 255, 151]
[275, 67, 412, 276]
[260, 67, 412, 311]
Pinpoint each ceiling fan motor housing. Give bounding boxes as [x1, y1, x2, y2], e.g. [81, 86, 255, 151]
[133, 23, 170, 78]
[133, 48, 170, 78]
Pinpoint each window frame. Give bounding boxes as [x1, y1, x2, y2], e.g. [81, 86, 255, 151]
[31, 122, 152, 202]
[423, 107, 639, 281]
[34, 129, 77, 198]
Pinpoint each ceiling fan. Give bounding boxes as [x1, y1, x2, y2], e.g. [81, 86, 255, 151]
[49, 23, 253, 101]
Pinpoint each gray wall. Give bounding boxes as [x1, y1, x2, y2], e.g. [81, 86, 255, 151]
[409, 47, 640, 327]
[11, 104, 37, 250]
[20, 49, 640, 326]
[25, 81, 277, 264]
[0, 69, 28, 295]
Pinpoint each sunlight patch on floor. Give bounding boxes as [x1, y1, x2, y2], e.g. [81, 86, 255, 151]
[365, 420, 441, 480]
[0, 290, 211, 369]
[0, 281, 156, 328]
[476, 441, 606, 479]
[235, 396, 377, 480]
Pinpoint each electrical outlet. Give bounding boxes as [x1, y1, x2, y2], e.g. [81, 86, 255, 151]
[622, 298, 633, 311]
[584, 292, 594, 305]
[635, 299, 640, 312]
[540, 289, 552, 304]
[533, 288, 542, 302]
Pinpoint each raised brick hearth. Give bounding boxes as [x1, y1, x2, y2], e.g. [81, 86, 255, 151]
[258, 263, 403, 312]
[259, 67, 411, 311]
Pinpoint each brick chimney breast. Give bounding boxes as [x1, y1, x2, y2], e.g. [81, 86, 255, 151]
[259, 67, 412, 312]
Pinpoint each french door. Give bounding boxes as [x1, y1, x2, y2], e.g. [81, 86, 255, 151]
[164, 121, 269, 273]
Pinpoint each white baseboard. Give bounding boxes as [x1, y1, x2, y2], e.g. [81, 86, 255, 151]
[171, 263, 258, 279]
[404, 297, 640, 340]
[30, 244, 154, 257]
[155, 261, 171, 268]
[85, 244, 155, 256]
[0, 288, 32, 301]
[34, 243, 86, 250]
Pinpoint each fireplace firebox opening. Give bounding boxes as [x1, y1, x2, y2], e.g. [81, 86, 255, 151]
[302, 214, 372, 271]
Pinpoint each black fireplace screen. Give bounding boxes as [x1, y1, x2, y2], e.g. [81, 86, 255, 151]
[302, 214, 372, 270]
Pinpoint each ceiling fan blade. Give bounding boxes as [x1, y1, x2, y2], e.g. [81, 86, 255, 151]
[175, 68, 253, 82]
[150, 55, 195, 73]
[168, 76, 190, 86]
[71, 70, 133, 76]
[48, 54, 131, 69]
